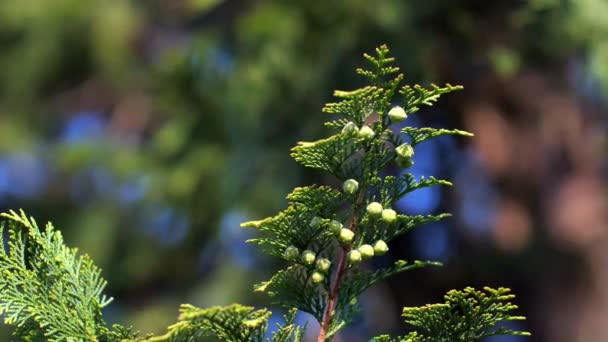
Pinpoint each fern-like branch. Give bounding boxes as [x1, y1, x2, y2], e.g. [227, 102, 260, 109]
[373, 287, 530, 341]
[400, 84, 463, 115]
[0, 210, 113, 341]
[401, 127, 473, 147]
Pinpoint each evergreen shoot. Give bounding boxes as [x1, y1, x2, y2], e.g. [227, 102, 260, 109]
[0, 45, 529, 341]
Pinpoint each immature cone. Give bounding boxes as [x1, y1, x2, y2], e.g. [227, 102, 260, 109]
[311, 271, 325, 284]
[328, 220, 343, 235]
[358, 125, 375, 139]
[347, 250, 362, 265]
[339, 228, 354, 244]
[342, 122, 359, 136]
[388, 106, 407, 122]
[301, 250, 316, 265]
[283, 245, 299, 260]
[395, 143, 414, 168]
[315, 258, 332, 273]
[343, 179, 359, 194]
[373, 240, 389, 256]
[381, 208, 397, 223]
[358, 244, 375, 259]
[396, 143, 414, 158]
[309, 216, 323, 229]
[366, 202, 383, 218]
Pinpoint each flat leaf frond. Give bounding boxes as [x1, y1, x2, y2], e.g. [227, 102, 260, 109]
[356, 44, 400, 86]
[400, 84, 463, 115]
[149, 304, 271, 342]
[372, 332, 430, 342]
[400, 174, 452, 199]
[243, 207, 302, 258]
[323, 118, 352, 131]
[363, 213, 451, 243]
[0, 210, 110, 341]
[290, 133, 364, 177]
[373, 175, 402, 207]
[326, 309, 355, 341]
[243, 186, 345, 259]
[401, 287, 530, 341]
[286, 186, 345, 211]
[375, 175, 452, 207]
[373, 333, 431, 342]
[322, 86, 384, 124]
[379, 74, 404, 113]
[371, 334, 402, 342]
[401, 332, 430, 342]
[401, 127, 473, 147]
[101, 324, 139, 340]
[254, 266, 326, 322]
[269, 308, 305, 342]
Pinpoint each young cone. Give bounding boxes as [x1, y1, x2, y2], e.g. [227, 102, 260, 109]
[367, 202, 383, 218]
[388, 106, 407, 122]
[301, 250, 316, 265]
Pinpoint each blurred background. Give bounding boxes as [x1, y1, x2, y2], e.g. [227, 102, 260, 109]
[0, 0, 607, 341]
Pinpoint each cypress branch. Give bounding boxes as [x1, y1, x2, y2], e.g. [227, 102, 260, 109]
[0, 45, 528, 342]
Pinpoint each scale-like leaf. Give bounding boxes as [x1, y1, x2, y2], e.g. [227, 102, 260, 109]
[401, 127, 473, 146]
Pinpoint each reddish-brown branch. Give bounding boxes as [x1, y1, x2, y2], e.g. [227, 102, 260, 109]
[317, 199, 362, 342]
[317, 246, 346, 342]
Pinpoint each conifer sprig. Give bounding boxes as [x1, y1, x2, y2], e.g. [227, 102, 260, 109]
[243, 44, 527, 342]
[0, 209, 131, 341]
[0, 45, 528, 342]
[374, 287, 531, 341]
[140, 304, 271, 342]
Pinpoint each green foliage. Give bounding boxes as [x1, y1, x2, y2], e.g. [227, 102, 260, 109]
[0, 209, 118, 341]
[0, 45, 528, 341]
[135, 304, 307, 342]
[400, 83, 463, 115]
[243, 186, 346, 259]
[267, 309, 305, 342]
[244, 45, 527, 341]
[374, 287, 531, 342]
[143, 304, 271, 342]
[254, 266, 326, 321]
[401, 127, 474, 147]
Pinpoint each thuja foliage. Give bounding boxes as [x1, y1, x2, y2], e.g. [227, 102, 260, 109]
[0, 45, 529, 341]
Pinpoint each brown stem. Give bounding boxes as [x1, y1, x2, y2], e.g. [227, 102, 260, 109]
[317, 192, 364, 342]
[317, 248, 345, 342]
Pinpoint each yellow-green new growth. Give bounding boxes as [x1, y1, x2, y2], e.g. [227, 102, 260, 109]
[373, 240, 389, 255]
[388, 106, 407, 122]
[347, 250, 362, 265]
[367, 202, 383, 218]
[301, 250, 316, 265]
[0, 210, 116, 341]
[311, 271, 325, 284]
[339, 228, 355, 244]
[358, 244, 375, 259]
[381, 209, 397, 223]
[358, 125, 375, 139]
[342, 179, 359, 194]
[316, 258, 332, 273]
